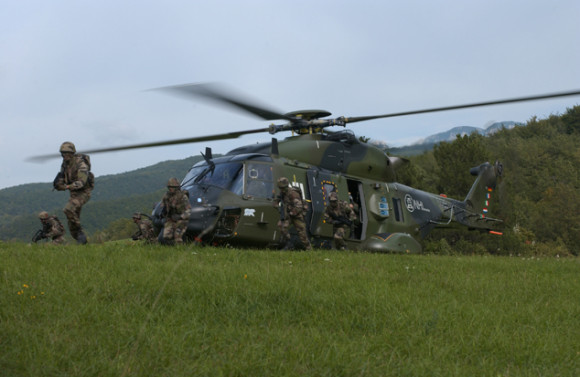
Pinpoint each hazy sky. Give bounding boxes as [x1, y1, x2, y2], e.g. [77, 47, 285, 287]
[1, 0, 579, 190]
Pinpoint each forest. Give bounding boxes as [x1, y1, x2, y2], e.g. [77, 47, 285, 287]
[396, 105, 579, 256]
[0, 106, 578, 255]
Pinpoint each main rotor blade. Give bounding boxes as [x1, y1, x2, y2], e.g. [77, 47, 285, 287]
[343, 89, 580, 124]
[26, 127, 270, 162]
[153, 83, 295, 122]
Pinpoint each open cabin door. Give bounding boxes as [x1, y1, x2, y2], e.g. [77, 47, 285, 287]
[306, 170, 365, 241]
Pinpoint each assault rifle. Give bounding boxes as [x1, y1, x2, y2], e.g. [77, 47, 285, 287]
[31, 230, 46, 243]
[329, 213, 353, 227]
[53, 172, 65, 191]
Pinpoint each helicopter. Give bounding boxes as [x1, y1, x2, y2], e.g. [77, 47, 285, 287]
[29, 84, 580, 252]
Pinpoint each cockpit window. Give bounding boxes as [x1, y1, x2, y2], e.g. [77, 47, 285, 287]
[181, 162, 243, 193]
[245, 162, 274, 199]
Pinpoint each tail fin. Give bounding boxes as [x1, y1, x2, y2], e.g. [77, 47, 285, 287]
[456, 161, 503, 229]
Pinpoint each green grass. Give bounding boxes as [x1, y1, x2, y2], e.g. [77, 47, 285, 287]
[1, 242, 579, 376]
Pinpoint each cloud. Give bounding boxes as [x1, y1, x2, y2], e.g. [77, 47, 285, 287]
[1, 0, 579, 189]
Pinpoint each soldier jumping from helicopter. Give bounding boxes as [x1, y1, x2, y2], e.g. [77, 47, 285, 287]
[160, 178, 191, 245]
[324, 192, 356, 250]
[53, 141, 94, 245]
[274, 177, 312, 250]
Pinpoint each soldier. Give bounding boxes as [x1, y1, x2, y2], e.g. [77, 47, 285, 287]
[324, 192, 356, 250]
[33, 211, 65, 245]
[53, 141, 94, 244]
[161, 178, 191, 245]
[131, 212, 157, 243]
[274, 177, 312, 250]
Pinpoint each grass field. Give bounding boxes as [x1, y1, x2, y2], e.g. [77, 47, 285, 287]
[1, 242, 579, 376]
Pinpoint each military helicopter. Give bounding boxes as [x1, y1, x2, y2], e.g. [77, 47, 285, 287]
[29, 84, 580, 252]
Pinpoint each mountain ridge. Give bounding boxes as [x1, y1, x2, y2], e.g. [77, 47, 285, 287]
[383, 121, 521, 156]
[413, 121, 520, 145]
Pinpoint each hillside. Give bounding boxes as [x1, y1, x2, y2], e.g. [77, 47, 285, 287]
[1, 107, 578, 255]
[0, 155, 205, 241]
[396, 106, 580, 254]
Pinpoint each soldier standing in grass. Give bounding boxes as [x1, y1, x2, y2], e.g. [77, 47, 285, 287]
[34, 211, 65, 244]
[324, 192, 356, 250]
[161, 178, 191, 245]
[131, 212, 157, 243]
[53, 141, 94, 244]
[274, 177, 312, 250]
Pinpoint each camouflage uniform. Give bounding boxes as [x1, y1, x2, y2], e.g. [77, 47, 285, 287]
[161, 178, 191, 245]
[38, 211, 65, 245]
[131, 212, 157, 243]
[53, 142, 93, 244]
[274, 177, 312, 250]
[324, 192, 356, 250]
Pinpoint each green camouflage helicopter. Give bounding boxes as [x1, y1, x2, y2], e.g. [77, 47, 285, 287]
[29, 84, 580, 252]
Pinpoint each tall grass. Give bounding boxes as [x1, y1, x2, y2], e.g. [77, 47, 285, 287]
[1, 242, 579, 376]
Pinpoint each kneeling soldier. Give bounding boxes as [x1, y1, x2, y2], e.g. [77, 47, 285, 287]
[34, 211, 65, 245]
[161, 178, 191, 245]
[131, 212, 157, 243]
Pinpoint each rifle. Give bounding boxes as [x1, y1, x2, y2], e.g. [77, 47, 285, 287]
[53, 172, 65, 191]
[329, 213, 352, 227]
[31, 230, 46, 243]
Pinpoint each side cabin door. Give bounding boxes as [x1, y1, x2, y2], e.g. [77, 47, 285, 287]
[306, 170, 365, 241]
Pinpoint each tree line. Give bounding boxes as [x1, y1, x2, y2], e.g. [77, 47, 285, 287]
[1, 106, 578, 255]
[396, 105, 580, 256]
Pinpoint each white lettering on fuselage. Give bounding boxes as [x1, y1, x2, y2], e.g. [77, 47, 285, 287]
[244, 208, 256, 217]
[404, 194, 431, 213]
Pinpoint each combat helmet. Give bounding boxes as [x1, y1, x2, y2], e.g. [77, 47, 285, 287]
[59, 141, 76, 154]
[38, 211, 50, 220]
[167, 177, 180, 188]
[132, 212, 142, 219]
[329, 192, 338, 202]
[277, 177, 289, 189]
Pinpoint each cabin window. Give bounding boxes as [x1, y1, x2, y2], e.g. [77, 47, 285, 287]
[245, 163, 274, 199]
[181, 162, 243, 194]
[322, 182, 337, 205]
[392, 198, 404, 222]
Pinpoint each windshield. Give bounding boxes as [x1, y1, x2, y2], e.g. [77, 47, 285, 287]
[182, 162, 243, 193]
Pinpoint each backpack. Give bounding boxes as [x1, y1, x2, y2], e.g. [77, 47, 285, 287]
[52, 216, 65, 234]
[78, 153, 95, 189]
[290, 186, 309, 213]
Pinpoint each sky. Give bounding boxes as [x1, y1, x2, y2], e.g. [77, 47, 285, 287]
[1, 0, 579, 190]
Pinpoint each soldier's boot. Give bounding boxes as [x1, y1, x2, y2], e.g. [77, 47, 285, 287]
[278, 234, 289, 250]
[77, 231, 88, 245]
